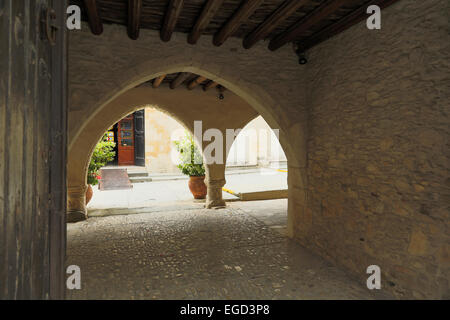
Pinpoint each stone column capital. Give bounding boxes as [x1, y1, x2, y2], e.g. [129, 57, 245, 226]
[68, 184, 88, 195]
[206, 178, 226, 188]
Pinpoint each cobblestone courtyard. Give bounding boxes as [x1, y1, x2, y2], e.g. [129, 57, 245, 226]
[67, 200, 391, 299]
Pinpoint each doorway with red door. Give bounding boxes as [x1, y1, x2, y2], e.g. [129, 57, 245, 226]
[107, 110, 145, 167]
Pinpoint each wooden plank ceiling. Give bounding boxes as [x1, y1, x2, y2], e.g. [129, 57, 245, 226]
[138, 72, 227, 92]
[74, 0, 400, 91]
[72, 0, 400, 52]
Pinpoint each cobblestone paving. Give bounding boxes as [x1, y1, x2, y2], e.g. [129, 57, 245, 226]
[67, 200, 391, 299]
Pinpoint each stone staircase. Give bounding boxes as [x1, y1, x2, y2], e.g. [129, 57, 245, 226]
[126, 168, 152, 183]
[127, 169, 188, 183]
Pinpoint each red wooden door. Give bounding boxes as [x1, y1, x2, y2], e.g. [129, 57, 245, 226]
[118, 114, 135, 165]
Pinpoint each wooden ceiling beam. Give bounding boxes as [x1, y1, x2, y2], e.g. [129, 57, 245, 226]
[127, 0, 142, 40]
[203, 81, 218, 91]
[170, 72, 191, 89]
[298, 0, 400, 51]
[269, 0, 348, 51]
[213, 0, 264, 47]
[243, 0, 308, 49]
[161, 0, 185, 42]
[152, 74, 166, 88]
[84, 0, 103, 35]
[188, 0, 225, 45]
[187, 76, 207, 90]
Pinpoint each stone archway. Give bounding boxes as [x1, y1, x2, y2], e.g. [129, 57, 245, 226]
[69, 64, 304, 169]
[68, 77, 305, 237]
[68, 84, 299, 225]
[69, 24, 308, 237]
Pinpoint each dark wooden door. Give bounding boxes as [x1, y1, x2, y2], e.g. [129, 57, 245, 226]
[118, 114, 135, 166]
[134, 109, 145, 167]
[0, 0, 67, 299]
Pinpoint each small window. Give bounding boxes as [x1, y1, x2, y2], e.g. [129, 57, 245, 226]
[121, 131, 132, 138]
[121, 139, 133, 146]
[121, 121, 132, 130]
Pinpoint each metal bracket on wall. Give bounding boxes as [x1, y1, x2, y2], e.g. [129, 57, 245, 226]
[40, 6, 58, 46]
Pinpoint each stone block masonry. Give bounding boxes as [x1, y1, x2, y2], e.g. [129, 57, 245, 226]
[301, 0, 449, 299]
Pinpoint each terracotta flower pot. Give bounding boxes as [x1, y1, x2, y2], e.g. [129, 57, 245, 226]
[188, 176, 207, 199]
[85, 184, 93, 205]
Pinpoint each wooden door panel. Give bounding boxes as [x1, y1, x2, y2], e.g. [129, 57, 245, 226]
[48, 0, 68, 299]
[0, 0, 67, 299]
[134, 109, 145, 166]
[118, 115, 135, 165]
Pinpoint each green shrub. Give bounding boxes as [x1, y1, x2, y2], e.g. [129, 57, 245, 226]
[87, 134, 116, 185]
[173, 132, 205, 177]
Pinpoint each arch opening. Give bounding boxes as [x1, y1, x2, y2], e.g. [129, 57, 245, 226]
[223, 115, 289, 235]
[72, 82, 290, 215]
[68, 66, 307, 240]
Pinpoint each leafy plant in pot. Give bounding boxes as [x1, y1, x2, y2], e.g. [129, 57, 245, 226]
[86, 134, 116, 204]
[174, 133, 207, 199]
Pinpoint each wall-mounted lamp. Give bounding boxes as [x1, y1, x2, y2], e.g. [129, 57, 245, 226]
[217, 85, 226, 100]
[298, 53, 308, 65]
[293, 43, 308, 65]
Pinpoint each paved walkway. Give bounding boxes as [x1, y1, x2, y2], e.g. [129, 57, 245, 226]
[87, 169, 287, 210]
[67, 199, 391, 300]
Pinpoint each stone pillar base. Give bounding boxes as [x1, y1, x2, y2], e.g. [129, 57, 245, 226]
[67, 210, 87, 223]
[206, 199, 226, 209]
[205, 178, 226, 209]
[67, 185, 88, 223]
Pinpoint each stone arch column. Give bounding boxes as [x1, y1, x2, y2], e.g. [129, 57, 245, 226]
[204, 164, 226, 209]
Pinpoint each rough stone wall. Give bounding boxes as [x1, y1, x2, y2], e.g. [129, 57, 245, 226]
[299, 0, 449, 299]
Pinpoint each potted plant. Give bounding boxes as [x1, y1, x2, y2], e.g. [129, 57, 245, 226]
[174, 133, 207, 199]
[86, 134, 116, 204]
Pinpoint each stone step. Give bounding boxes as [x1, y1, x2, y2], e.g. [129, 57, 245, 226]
[129, 176, 153, 183]
[268, 160, 288, 169]
[151, 175, 188, 182]
[127, 171, 149, 178]
[225, 164, 259, 171]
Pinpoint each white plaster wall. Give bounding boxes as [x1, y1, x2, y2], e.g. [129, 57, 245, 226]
[226, 115, 287, 167]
